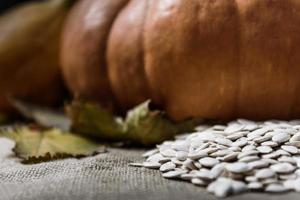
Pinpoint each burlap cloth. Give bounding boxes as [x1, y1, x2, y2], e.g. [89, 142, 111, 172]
[0, 138, 299, 200]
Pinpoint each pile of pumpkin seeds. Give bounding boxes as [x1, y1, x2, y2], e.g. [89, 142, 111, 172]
[130, 119, 300, 197]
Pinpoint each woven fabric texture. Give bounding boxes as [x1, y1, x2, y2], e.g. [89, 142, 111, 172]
[0, 138, 299, 200]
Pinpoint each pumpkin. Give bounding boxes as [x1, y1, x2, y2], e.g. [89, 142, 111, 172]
[61, 0, 300, 121]
[0, 0, 72, 114]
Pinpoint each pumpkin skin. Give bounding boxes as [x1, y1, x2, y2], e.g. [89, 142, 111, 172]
[61, 0, 130, 111]
[61, 0, 300, 121]
[0, 0, 71, 114]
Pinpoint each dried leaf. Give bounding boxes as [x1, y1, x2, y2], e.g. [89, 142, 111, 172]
[66, 100, 124, 141]
[123, 101, 202, 145]
[0, 127, 105, 164]
[67, 100, 201, 146]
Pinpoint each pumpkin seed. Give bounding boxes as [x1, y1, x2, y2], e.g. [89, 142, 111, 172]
[265, 184, 290, 193]
[255, 168, 275, 179]
[272, 133, 290, 143]
[159, 162, 176, 172]
[134, 119, 300, 197]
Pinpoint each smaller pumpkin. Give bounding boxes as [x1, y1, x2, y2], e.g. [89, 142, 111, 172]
[0, 0, 72, 114]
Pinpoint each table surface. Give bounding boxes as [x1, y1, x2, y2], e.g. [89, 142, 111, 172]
[0, 138, 299, 200]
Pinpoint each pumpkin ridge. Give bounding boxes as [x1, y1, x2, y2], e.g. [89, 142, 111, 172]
[107, 0, 151, 111]
[233, 0, 242, 120]
[61, 0, 130, 112]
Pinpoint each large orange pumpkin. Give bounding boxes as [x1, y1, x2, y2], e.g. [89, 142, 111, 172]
[61, 0, 300, 121]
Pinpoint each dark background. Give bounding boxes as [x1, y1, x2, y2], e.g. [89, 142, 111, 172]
[0, 0, 38, 13]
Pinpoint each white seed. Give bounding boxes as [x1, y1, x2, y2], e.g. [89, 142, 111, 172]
[270, 163, 296, 173]
[143, 162, 161, 169]
[213, 125, 226, 131]
[237, 119, 255, 125]
[263, 158, 279, 165]
[191, 178, 208, 186]
[289, 141, 300, 148]
[245, 176, 257, 182]
[194, 162, 202, 169]
[231, 140, 248, 147]
[210, 163, 225, 179]
[254, 135, 272, 143]
[294, 178, 300, 192]
[160, 149, 176, 157]
[146, 153, 166, 163]
[255, 168, 275, 179]
[272, 133, 290, 143]
[225, 162, 251, 173]
[279, 173, 297, 180]
[261, 141, 278, 147]
[176, 151, 188, 161]
[295, 169, 300, 176]
[244, 124, 259, 131]
[281, 145, 298, 154]
[229, 146, 241, 152]
[188, 150, 208, 160]
[210, 149, 232, 157]
[172, 141, 190, 152]
[238, 150, 259, 159]
[278, 156, 296, 165]
[283, 179, 296, 190]
[198, 143, 210, 150]
[195, 171, 214, 181]
[199, 157, 219, 168]
[248, 182, 263, 190]
[226, 132, 245, 140]
[162, 170, 186, 179]
[257, 146, 273, 154]
[225, 124, 245, 134]
[202, 147, 218, 154]
[190, 140, 204, 149]
[231, 180, 247, 194]
[265, 184, 290, 193]
[171, 158, 184, 166]
[182, 159, 197, 170]
[247, 127, 270, 138]
[291, 121, 300, 126]
[221, 152, 239, 162]
[262, 152, 280, 159]
[159, 162, 176, 172]
[215, 138, 233, 146]
[242, 145, 256, 152]
[207, 181, 218, 193]
[213, 179, 233, 198]
[142, 149, 159, 158]
[248, 160, 269, 169]
[276, 149, 291, 156]
[290, 133, 300, 142]
[239, 156, 260, 163]
[262, 178, 280, 185]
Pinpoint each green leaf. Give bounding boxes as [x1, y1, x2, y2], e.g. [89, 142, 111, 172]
[67, 100, 201, 146]
[0, 127, 105, 164]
